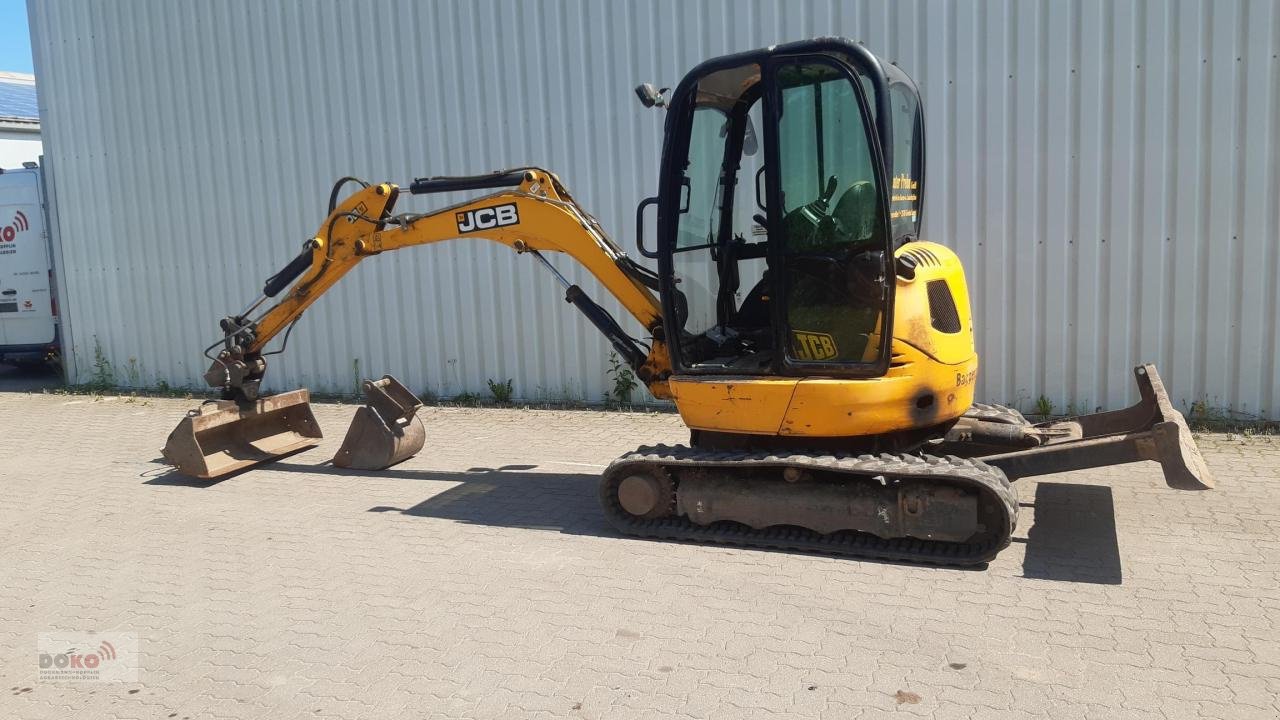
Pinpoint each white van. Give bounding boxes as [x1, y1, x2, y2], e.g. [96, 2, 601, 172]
[0, 165, 59, 364]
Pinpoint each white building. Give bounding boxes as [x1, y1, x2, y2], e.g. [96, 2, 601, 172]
[25, 1, 1280, 419]
[0, 72, 41, 168]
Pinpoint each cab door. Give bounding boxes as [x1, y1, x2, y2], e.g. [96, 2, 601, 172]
[763, 55, 895, 377]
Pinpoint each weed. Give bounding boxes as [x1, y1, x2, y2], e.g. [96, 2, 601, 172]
[419, 386, 439, 403]
[452, 391, 481, 406]
[88, 337, 115, 391]
[1188, 398, 1221, 424]
[487, 378, 514, 404]
[606, 352, 638, 406]
[351, 358, 362, 397]
[1033, 394, 1053, 418]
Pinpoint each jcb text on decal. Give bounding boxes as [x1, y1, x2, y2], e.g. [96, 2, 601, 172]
[456, 203, 520, 233]
[792, 331, 839, 361]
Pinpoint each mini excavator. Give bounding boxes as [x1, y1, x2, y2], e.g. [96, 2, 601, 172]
[164, 39, 1212, 565]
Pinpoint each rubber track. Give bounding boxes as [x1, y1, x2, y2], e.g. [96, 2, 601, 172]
[600, 446, 1017, 567]
[964, 402, 1031, 426]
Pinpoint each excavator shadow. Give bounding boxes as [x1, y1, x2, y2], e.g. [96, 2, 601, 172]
[369, 467, 611, 536]
[251, 460, 616, 536]
[1017, 482, 1123, 585]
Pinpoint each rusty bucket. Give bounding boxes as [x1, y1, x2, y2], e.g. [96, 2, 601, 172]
[162, 388, 322, 478]
[332, 375, 426, 470]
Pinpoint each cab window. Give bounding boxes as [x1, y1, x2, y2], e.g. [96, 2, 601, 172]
[775, 60, 889, 367]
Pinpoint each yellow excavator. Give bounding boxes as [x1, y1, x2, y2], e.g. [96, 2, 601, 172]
[163, 39, 1212, 565]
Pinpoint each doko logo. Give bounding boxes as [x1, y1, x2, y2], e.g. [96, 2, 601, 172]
[40, 641, 116, 669]
[1, 209, 29, 243]
[37, 632, 138, 682]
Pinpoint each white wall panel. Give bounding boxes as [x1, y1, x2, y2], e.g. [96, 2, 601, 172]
[27, 0, 1280, 417]
[0, 131, 43, 168]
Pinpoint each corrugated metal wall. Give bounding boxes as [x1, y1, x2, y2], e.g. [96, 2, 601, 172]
[28, 0, 1280, 417]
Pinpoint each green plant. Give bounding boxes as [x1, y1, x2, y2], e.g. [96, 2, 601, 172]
[1189, 398, 1215, 423]
[88, 337, 115, 391]
[1033, 394, 1053, 418]
[487, 378, 514, 404]
[452, 391, 481, 406]
[605, 352, 638, 406]
[1186, 398, 1232, 430]
[351, 358, 362, 396]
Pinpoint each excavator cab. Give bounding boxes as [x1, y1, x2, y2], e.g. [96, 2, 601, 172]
[655, 41, 919, 379]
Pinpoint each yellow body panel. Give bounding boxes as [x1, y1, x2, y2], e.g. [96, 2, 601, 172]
[667, 377, 800, 434]
[670, 241, 978, 438]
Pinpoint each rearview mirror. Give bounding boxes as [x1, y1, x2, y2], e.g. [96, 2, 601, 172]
[634, 83, 668, 108]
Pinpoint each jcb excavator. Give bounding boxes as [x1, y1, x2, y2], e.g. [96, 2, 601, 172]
[164, 39, 1212, 565]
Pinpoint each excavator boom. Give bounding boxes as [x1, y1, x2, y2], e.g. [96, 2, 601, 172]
[164, 169, 673, 478]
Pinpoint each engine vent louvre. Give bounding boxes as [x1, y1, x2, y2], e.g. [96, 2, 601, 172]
[926, 280, 961, 334]
[901, 246, 942, 268]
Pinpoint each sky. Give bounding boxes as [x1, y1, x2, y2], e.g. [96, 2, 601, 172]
[0, 0, 34, 74]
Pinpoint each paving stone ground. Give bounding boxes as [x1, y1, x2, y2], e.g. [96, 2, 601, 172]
[1, 379, 1278, 719]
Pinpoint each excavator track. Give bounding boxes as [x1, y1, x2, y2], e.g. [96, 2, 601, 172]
[600, 445, 1017, 566]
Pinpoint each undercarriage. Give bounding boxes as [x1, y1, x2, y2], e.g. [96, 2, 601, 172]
[600, 365, 1212, 566]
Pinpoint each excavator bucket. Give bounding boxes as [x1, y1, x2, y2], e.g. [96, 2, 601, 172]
[332, 375, 426, 470]
[162, 389, 322, 478]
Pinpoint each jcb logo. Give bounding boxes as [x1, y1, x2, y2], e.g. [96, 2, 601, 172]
[456, 203, 519, 233]
[791, 331, 838, 361]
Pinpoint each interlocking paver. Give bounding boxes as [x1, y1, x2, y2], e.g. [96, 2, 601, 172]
[0, 386, 1278, 719]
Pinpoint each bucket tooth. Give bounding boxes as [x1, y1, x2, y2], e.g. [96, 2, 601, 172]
[162, 388, 322, 478]
[332, 375, 426, 470]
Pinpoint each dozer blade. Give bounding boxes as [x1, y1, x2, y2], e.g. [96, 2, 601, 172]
[162, 388, 322, 478]
[979, 364, 1215, 490]
[1137, 364, 1215, 490]
[332, 375, 426, 470]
